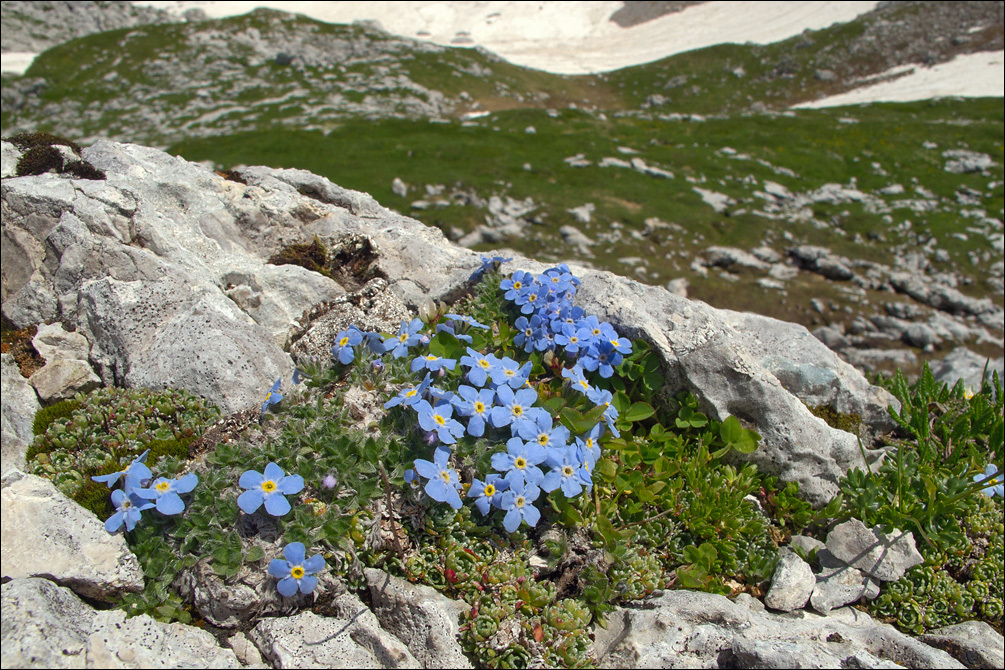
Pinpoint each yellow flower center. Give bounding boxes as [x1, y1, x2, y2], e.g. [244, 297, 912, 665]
[610, 339, 619, 347]
[474, 401, 485, 413]
[585, 438, 594, 448]
[479, 359, 491, 369]
[339, 337, 350, 347]
[504, 369, 515, 377]
[579, 380, 589, 390]
[426, 354, 437, 361]
[434, 414, 446, 426]
[592, 328, 601, 336]
[513, 281, 523, 290]
[515, 496, 525, 508]
[262, 480, 276, 493]
[399, 333, 408, 342]
[440, 470, 452, 483]
[484, 484, 496, 496]
[405, 389, 417, 398]
[514, 457, 527, 469]
[155, 481, 171, 493]
[291, 566, 305, 579]
[512, 405, 523, 417]
[537, 434, 549, 446]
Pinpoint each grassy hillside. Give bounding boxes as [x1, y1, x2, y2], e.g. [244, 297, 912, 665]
[169, 99, 1004, 370]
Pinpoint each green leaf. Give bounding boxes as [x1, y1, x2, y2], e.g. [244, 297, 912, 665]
[719, 416, 744, 444]
[624, 402, 655, 423]
[245, 545, 265, 562]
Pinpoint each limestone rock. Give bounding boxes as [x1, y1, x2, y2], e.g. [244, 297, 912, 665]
[77, 275, 292, 415]
[592, 590, 964, 669]
[574, 276, 888, 506]
[365, 568, 472, 668]
[28, 357, 101, 402]
[1, 578, 240, 669]
[930, 347, 1004, 391]
[763, 549, 814, 612]
[1, 577, 95, 669]
[825, 519, 924, 582]
[88, 608, 241, 668]
[1, 353, 39, 475]
[249, 594, 420, 668]
[921, 620, 1005, 669]
[31, 322, 90, 360]
[809, 559, 879, 615]
[1, 473, 144, 601]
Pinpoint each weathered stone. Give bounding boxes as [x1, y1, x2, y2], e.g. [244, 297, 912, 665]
[1, 577, 95, 669]
[31, 321, 90, 360]
[88, 608, 241, 668]
[77, 275, 292, 415]
[764, 549, 815, 612]
[704, 246, 770, 271]
[930, 347, 1005, 391]
[365, 568, 472, 669]
[810, 562, 875, 614]
[825, 518, 924, 582]
[592, 590, 964, 669]
[789, 534, 826, 557]
[1, 473, 144, 601]
[1, 353, 39, 475]
[226, 631, 267, 668]
[249, 594, 420, 668]
[1, 577, 240, 669]
[921, 620, 1005, 669]
[28, 357, 101, 402]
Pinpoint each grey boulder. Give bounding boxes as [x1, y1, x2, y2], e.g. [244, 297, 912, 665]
[825, 518, 925, 582]
[1, 472, 144, 602]
[1, 353, 39, 475]
[763, 549, 815, 612]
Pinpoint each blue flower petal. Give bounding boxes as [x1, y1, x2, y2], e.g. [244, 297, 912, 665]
[277, 576, 300, 597]
[278, 474, 305, 495]
[284, 542, 307, 565]
[173, 473, 198, 494]
[239, 470, 264, 489]
[298, 575, 319, 594]
[263, 462, 285, 481]
[268, 559, 289, 578]
[264, 492, 292, 517]
[105, 511, 125, 533]
[156, 492, 186, 515]
[303, 554, 325, 574]
[237, 489, 264, 514]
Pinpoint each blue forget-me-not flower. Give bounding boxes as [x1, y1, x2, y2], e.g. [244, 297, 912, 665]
[238, 462, 304, 516]
[269, 542, 324, 596]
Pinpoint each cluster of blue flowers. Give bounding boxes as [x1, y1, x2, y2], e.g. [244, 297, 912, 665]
[322, 263, 632, 533]
[95, 450, 198, 533]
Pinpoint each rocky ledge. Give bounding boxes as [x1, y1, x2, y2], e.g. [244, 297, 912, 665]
[1, 138, 1001, 668]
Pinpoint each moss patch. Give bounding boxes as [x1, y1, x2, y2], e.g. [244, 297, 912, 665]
[7, 130, 81, 153]
[268, 233, 384, 291]
[8, 130, 105, 179]
[809, 404, 863, 435]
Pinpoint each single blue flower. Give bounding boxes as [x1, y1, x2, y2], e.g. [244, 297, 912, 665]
[415, 399, 466, 445]
[104, 483, 155, 533]
[468, 474, 509, 516]
[459, 348, 498, 387]
[500, 271, 535, 302]
[292, 368, 308, 385]
[261, 378, 283, 421]
[975, 464, 1004, 497]
[499, 478, 542, 532]
[413, 447, 463, 509]
[332, 328, 364, 365]
[514, 315, 545, 353]
[92, 449, 152, 488]
[411, 352, 457, 374]
[238, 462, 305, 516]
[268, 542, 325, 597]
[383, 318, 424, 359]
[490, 436, 546, 486]
[452, 385, 496, 437]
[384, 373, 433, 409]
[515, 285, 547, 315]
[404, 468, 420, 490]
[516, 411, 570, 451]
[541, 446, 588, 498]
[554, 322, 586, 356]
[490, 356, 533, 389]
[135, 473, 198, 515]
[490, 385, 540, 434]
